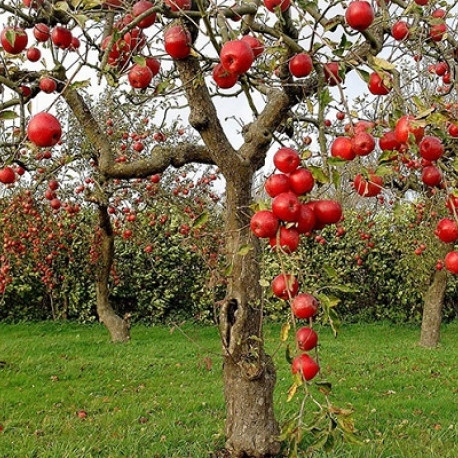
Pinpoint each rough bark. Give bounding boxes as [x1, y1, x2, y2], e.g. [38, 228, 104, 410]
[96, 204, 130, 343]
[220, 169, 281, 457]
[419, 264, 448, 348]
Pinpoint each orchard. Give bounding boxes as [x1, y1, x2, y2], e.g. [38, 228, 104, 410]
[0, 0, 457, 456]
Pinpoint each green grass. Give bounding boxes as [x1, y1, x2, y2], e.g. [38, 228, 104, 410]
[0, 321, 457, 457]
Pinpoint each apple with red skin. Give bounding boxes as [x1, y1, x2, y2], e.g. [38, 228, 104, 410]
[145, 57, 161, 76]
[414, 0, 428, 4]
[39, 78, 57, 94]
[264, 173, 290, 197]
[351, 132, 375, 156]
[430, 23, 446, 42]
[296, 204, 316, 234]
[313, 200, 342, 225]
[128, 64, 153, 88]
[435, 219, 458, 244]
[288, 168, 314, 195]
[345, 1, 374, 31]
[271, 273, 299, 300]
[70, 37, 81, 50]
[269, 226, 300, 253]
[368, 72, 392, 95]
[331, 136, 355, 160]
[435, 62, 448, 76]
[291, 354, 319, 381]
[76, 410, 87, 419]
[353, 173, 383, 197]
[272, 192, 301, 222]
[51, 26, 72, 49]
[432, 8, 446, 18]
[23, 0, 44, 7]
[264, 0, 290, 13]
[132, 1, 157, 28]
[273, 147, 300, 173]
[26, 47, 41, 62]
[241, 35, 264, 58]
[395, 115, 425, 144]
[448, 124, 458, 137]
[391, 21, 410, 40]
[1, 27, 28, 54]
[50, 198, 61, 210]
[296, 327, 318, 351]
[250, 210, 279, 238]
[48, 180, 59, 191]
[421, 165, 442, 187]
[445, 252, 458, 274]
[323, 62, 342, 86]
[289, 53, 313, 78]
[212, 63, 238, 89]
[419, 136, 444, 161]
[27, 113, 62, 147]
[165, 0, 192, 11]
[0, 167, 16, 184]
[220, 40, 254, 75]
[34, 23, 50, 42]
[164, 25, 192, 59]
[379, 130, 402, 151]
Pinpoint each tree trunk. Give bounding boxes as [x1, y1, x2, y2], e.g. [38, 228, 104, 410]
[220, 169, 281, 457]
[96, 205, 130, 343]
[419, 265, 448, 348]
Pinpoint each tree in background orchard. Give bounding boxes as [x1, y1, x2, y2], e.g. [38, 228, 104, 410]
[0, 0, 456, 456]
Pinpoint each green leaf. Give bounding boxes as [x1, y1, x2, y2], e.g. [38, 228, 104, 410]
[237, 244, 254, 256]
[132, 56, 147, 66]
[68, 80, 91, 90]
[375, 165, 392, 177]
[309, 166, 329, 184]
[285, 344, 293, 364]
[328, 157, 347, 167]
[55, 1, 70, 10]
[319, 89, 332, 108]
[0, 110, 18, 120]
[371, 56, 396, 71]
[224, 263, 233, 277]
[280, 322, 290, 342]
[259, 278, 270, 288]
[323, 265, 337, 278]
[356, 68, 370, 84]
[378, 149, 398, 163]
[330, 284, 359, 293]
[192, 211, 209, 229]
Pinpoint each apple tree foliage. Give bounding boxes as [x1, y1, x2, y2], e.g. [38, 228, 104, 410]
[0, 0, 457, 455]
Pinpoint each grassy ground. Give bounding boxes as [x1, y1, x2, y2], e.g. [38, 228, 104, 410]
[0, 321, 456, 457]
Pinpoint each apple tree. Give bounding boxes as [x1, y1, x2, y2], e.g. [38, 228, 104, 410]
[0, 0, 456, 455]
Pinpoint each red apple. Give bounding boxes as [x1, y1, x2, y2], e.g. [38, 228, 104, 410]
[264, 0, 290, 13]
[353, 173, 383, 197]
[345, 1, 374, 31]
[27, 113, 62, 147]
[250, 210, 279, 238]
[296, 204, 316, 234]
[291, 293, 318, 319]
[132, 1, 156, 28]
[26, 47, 41, 62]
[323, 62, 342, 86]
[368, 71, 392, 95]
[313, 200, 342, 225]
[291, 354, 319, 380]
[288, 168, 314, 195]
[395, 115, 425, 144]
[272, 273, 299, 300]
[39, 78, 57, 93]
[448, 124, 458, 137]
[351, 132, 375, 156]
[289, 53, 313, 78]
[430, 22, 446, 42]
[0, 167, 16, 184]
[33, 23, 50, 42]
[421, 165, 442, 187]
[331, 136, 355, 160]
[269, 226, 300, 253]
[145, 57, 161, 76]
[164, 25, 192, 59]
[272, 192, 301, 222]
[379, 130, 401, 151]
[220, 40, 254, 75]
[264, 173, 290, 197]
[1, 27, 28, 54]
[128, 64, 153, 88]
[445, 251, 458, 274]
[273, 147, 300, 173]
[212, 63, 238, 89]
[419, 136, 444, 161]
[165, 0, 192, 11]
[296, 327, 318, 351]
[51, 26, 72, 49]
[240, 35, 264, 58]
[391, 21, 410, 40]
[435, 219, 458, 244]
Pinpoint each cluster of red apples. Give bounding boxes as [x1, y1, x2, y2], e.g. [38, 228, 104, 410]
[250, 147, 343, 381]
